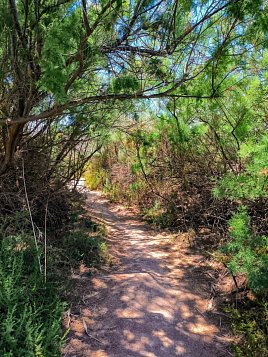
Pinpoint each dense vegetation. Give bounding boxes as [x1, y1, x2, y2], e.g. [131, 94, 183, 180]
[0, 206, 108, 356]
[0, 0, 267, 355]
[84, 88, 268, 354]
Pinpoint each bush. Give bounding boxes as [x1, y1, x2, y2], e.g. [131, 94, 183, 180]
[0, 234, 64, 357]
[227, 300, 268, 356]
[221, 206, 268, 293]
[83, 156, 110, 191]
[63, 230, 108, 267]
[0, 210, 108, 356]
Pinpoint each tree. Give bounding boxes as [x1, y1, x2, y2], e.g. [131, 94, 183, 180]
[0, 0, 262, 175]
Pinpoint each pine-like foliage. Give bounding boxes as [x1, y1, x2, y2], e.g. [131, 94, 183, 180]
[0, 234, 64, 357]
[222, 206, 268, 292]
[214, 132, 268, 293]
[214, 134, 268, 200]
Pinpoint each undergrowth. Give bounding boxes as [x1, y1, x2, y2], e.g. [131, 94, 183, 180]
[226, 299, 268, 356]
[219, 206, 268, 293]
[61, 216, 109, 268]
[0, 209, 108, 356]
[0, 233, 64, 357]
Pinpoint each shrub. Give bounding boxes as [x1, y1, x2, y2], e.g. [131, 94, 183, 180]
[0, 211, 108, 356]
[221, 206, 268, 293]
[63, 230, 108, 267]
[227, 300, 268, 356]
[0, 234, 64, 357]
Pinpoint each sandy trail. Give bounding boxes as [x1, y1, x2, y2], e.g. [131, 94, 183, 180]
[63, 190, 231, 357]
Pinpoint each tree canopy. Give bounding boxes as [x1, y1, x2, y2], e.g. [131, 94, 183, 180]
[0, 0, 266, 174]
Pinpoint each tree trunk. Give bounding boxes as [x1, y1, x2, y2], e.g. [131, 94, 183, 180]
[0, 123, 24, 175]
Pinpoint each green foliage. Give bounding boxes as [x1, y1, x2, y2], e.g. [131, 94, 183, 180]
[141, 201, 174, 228]
[103, 183, 122, 202]
[39, 9, 82, 102]
[226, 300, 268, 356]
[228, 0, 264, 20]
[221, 207, 268, 292]
[84, 159, 110, 190]
[213, 127, 268, 293]
[84, 166, 108, 190]
[0, 208, 109, 356]
[0, 234, 64, 357]
[63, 229, 108, 267]
[109, 75, 140, 94]
[214, 134, 268, 200]
[4, 0, 268, 355]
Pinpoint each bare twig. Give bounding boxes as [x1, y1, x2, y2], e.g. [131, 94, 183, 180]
[44, 198, 49, 283]
[82, 318, 104, 344]
[22, 158, 42, 274]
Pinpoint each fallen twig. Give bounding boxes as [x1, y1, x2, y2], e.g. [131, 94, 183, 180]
[82, 318, 104, 345]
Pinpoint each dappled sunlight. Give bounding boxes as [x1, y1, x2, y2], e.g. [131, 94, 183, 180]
[146, 297, 175, 321]
[116, 308, 145, 319]
[63, 191, 230, 357]
[179, 305, 192, 319]
[186, 320, 218, 338]
[121, 334, 151, 353]
[153, 330, 174, 348]
[175, 344, 187, 355]
[92, 278, 108, 290]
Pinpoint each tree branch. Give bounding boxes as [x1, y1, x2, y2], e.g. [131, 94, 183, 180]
[102, 44, 168, 57]
[9, 0, 27, 49]
[168, 0, 239, 53]
[1, 91, 215, 126]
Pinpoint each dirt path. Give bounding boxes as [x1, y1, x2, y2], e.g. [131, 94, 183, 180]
[63, 190, 231, 357]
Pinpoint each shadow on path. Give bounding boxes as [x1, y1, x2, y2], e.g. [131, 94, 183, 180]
[63, 191, 231, 357]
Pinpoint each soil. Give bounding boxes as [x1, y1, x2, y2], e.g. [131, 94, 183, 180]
[62, 190, 233, 357]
